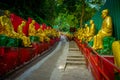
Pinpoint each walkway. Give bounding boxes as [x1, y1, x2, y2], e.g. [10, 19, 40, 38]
[13, 37, 94, 80]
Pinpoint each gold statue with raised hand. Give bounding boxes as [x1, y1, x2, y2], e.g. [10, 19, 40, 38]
[92, 9, 112, 50]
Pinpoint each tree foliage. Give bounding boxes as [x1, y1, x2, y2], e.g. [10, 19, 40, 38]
[0, 0, 57, 26]
[54, 0, 97, 31]
[0, 0, 104, 32]
[54, 13, 78, 32]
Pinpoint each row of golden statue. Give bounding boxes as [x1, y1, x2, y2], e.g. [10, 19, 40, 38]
[0, 10, 60, 47]
[74, 9, 113, 50]
[0, 9, 120, 68]
[74, 9, 120, 68]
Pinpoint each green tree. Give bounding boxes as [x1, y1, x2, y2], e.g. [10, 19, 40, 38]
[55, 0, 97, 31]
[54, 12, 78, 32]
[0, 0, 104, 31]
[0, 0, 57, 26]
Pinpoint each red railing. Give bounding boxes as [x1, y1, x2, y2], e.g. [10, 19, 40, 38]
[74, 38, 120, 80]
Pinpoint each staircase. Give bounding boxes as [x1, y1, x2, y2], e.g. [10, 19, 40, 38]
[64, 47, 86, 70]
[61, 41, 93, 80]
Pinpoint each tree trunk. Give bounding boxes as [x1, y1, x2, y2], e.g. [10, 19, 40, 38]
[80, 1, 85, 28]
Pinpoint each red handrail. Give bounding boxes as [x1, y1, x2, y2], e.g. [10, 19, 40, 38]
[74, 38, 120, 80]
[91, 48, 120, 73]
[89, 52, 109, 80]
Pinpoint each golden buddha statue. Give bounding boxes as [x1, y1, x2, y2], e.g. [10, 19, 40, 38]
[1, 23, 18, 38]
[92, 9, 112, 50]
[44, 36, 50, 42]
[80, 24, 89, 40]
[4, 23, 12, 36]
[17, 21, 31, 47]
[17, 21, 26, 36]
[112, 41, 120, 68]
[21, 35, 31, 47]
[0, 10, 19, 38]
[0, 15, 11, 35]
[84, 24, 90, 38]
[2, 10, 14, 31]
[77, 28, 83, 40]
[28, 20, 36, 36]
[87, 20, 95, 41]
[0, 21, 5, 34]
[85, 24, 89, 34]
[37, 26, 43, 33]
[36, 26, 44, 42]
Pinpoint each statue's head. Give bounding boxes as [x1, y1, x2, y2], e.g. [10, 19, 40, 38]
[21, 21, 26, 26]
[22, 21, 25, 24]
[4, 10, 11, 17]
[90, 20, 94, 24]
[32, 20, 35, 24]
[85, 24, 88, 28]
[102, 9, 109, 19]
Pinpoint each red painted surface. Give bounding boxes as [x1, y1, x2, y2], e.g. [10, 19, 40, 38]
[0, 14, 60, 76]
[0, 38, 59, 76]
[0, 47, 19, 75]
[75, 38, 120, 80]
[10, 13, 24, 32]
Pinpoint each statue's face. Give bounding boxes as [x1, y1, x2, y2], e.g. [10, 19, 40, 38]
[32, 20, 35, 24]
[90, 20, 93, 24]
[22, 21, 25, 25]
[85, 24, 87, 27]
[102, 12, 106, 18]
[101, 10, 108, 19]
